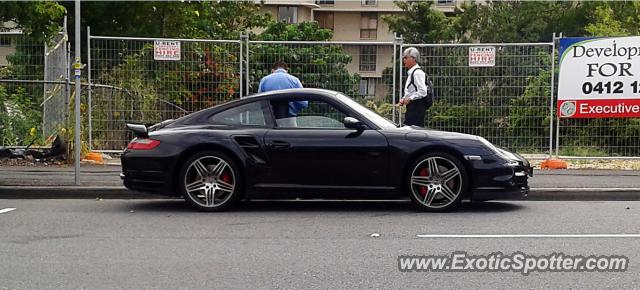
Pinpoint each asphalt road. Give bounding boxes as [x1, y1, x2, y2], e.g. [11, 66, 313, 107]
[0, 199, 638, 289]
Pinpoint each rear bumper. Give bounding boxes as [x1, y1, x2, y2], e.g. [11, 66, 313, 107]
[121, 170, 174, 195]
[120, 148, 181, 196]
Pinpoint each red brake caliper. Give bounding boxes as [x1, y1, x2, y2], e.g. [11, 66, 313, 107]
[221, 171, 232, 184]
[419, 168, 429, 196]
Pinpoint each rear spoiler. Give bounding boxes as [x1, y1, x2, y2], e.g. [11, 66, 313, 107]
[148, 119, 175, 131]
[126, 123, 148, 138]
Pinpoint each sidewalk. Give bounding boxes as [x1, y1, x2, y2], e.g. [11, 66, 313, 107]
[1, 165, 640, 200]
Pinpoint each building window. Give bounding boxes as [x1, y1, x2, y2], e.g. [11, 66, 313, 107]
[362, 0, 377, 6]
[315, 12, 334, 30]
[359, 46, 377, 72]
[0, 36, 11, 47]
[316, 0, 335, 4]
[359, 78, 376, 98]
[436, 0, 454, 4]
[278, 6, 298, 24]
[360, 13, 377, 39]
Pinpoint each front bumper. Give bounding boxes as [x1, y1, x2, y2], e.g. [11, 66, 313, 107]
[466, 153, 532, 201]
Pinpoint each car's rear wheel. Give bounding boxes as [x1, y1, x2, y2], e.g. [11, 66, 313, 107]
[407, 152, 468, 212]
[179, 151, 241, 211]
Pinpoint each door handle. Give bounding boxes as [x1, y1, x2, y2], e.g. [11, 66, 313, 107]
[269, 140, 290, 150]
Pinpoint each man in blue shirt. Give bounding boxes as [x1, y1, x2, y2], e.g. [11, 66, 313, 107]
[258, 62, 308, 126]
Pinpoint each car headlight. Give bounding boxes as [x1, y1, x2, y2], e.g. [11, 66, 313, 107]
[505, 160, 520, 167]
[477, 137, 519, 163]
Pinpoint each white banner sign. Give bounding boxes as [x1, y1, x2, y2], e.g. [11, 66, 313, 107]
[558, 36, 640, 118]
[469, 46, 495, 67]
[154, 40, 181, 61]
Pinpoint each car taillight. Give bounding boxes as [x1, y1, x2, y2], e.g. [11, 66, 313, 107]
[127, 138, 161, 150]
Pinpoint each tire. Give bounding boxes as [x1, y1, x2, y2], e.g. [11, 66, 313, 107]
[406, 151, 468, 212]
[179, 150, 242, 212]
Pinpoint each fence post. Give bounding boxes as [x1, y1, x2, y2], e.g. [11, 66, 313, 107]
[244, 35, 250, 96]
[87, 26, 93, 151]
[549, 33, 556, 158]
[397, 36, 404, 125]
[555, 32, 563, 158]
[74, 0, 81, 185]
[239, 33, 245, 99]
[392, 34, 399, 124]
[43, 40, 48, 138]
[65, 17, 70, 139]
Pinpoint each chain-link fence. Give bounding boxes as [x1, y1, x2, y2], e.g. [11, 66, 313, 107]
[0, 30, 68, 147]
[402, 43, 554, 155]
[246, 41, 396, 119]
[43, 32, 69, 138]
[557, 113, 640, 158]
[3, 26, 638, 158]
[88, 35, 242, 151]
[84, 34, 638, 158]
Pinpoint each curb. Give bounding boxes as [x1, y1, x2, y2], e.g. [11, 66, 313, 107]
[0, 186, 173, 199]
[1, 186, 640, 201]
[525, 188, 640, 201]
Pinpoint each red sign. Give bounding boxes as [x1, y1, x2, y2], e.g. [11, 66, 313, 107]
[558, 99, 640, 118]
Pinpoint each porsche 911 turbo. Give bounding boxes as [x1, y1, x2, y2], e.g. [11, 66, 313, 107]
[121, 88, 532, 212]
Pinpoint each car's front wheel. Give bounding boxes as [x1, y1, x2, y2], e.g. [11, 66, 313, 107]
[407, 152, 468, 212]
[179, 151, 242, 211]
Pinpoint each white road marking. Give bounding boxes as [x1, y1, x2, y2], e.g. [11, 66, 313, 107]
[0, 208, 16, 214]
[416, 234, 640, 238]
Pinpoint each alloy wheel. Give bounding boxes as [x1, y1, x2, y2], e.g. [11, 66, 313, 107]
[183, 156, 236, 208]
[410, 156, 463, 209]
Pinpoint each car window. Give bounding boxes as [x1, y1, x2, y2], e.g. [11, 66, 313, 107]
[272, 99, 347, 129]
[209, 102, 266, 127]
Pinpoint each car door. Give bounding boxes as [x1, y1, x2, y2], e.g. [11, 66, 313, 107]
[207, 100, 273, 180]
[262, 95, 390, 188]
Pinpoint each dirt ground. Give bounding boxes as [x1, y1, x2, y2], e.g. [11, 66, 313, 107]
[529, 159, 640, 170]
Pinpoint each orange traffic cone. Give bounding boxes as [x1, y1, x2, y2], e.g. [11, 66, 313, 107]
[84, 152, 104, 164]
[540, 159, 568, 170]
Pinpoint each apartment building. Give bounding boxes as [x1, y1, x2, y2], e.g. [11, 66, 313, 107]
[0, 22, 20, 66]
[259, 0, 456, 99]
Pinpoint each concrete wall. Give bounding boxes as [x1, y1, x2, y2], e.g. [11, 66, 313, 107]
[315, 0, 403, 11]
[343, 45, 394, 78]
[0, 38, 16, 66]
[330, 12, 397, 42]
[260, 2, 315, 23]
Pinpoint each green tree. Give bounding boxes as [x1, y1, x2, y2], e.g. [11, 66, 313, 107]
[0, 2, 65, 146]
[584, 2, 640, 36]
[454, 1, 587, 43]
[0, 1, 65, 42]
[381, 1, 458, 43]
[85, 1, 273, 150]
[64, 1, 270, 39]
[250, 21, 360, 97]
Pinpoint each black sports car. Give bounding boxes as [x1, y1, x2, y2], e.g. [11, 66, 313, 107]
[121, 88, 532, 212]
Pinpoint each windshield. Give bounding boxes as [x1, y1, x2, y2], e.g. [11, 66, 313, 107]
[335, 93, 398, 129]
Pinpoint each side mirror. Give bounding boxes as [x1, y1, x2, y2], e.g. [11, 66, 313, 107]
[343, 117, 366, 131]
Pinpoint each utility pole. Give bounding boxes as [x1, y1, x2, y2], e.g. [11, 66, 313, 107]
[74, 0, 81, 185]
